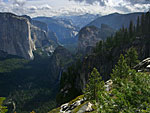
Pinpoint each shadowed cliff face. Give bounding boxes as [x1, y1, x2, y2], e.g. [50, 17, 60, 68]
[0, 13, 58, 59]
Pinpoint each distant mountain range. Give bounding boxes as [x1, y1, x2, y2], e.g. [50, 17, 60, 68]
[33, 17, 79, 45]
[88, 12, 143, 30]
[53, 13, 101, 29]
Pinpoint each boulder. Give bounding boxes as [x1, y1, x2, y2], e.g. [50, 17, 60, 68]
[105, 80, 113, 92]
[134, 58, 150, 72]
[85, 102, 93, 112]
[60, 98, 85, 113]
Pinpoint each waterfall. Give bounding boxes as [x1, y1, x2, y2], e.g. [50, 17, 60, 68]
[58, 69, 62, 81]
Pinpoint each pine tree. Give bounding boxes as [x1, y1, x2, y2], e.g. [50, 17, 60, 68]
[129, 20, 134, 38]
[125, 47, 139, 68]
[84, 68, 103, 101]
[141, 13, 145, 34]
[136, 16, 140, 33]
[111, 54, 130, 79]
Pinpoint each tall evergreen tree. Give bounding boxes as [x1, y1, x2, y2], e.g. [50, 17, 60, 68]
[125, 47, 139, 68]
[84, 68, 103, 101]
[129, 20, 134, 38]
[141, 13, 145, 34]
[111, 54, 130, 79]
[136, 16, 140, 33]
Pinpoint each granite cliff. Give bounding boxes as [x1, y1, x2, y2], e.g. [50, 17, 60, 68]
[0, 13, 35, 59]
[0, 13, 58, 59]
[78, 24, 115, 54]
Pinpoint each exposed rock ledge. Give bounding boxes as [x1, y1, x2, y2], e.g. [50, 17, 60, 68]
[134, 57, 150, 72]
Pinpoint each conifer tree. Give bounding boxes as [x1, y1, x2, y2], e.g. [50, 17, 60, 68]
[84, 68, 103, 101]
[136, 16, 140, 33]
[129, 20, 134, 38]
[111, 54, 130, 79]
[125, 47, 139, 68]
[141, 13, 145, 34]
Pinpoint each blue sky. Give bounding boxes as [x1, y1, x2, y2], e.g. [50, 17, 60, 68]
[0, 0, 150, 17]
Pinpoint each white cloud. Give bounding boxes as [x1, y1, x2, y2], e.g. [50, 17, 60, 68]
[0, 0, 149, 17]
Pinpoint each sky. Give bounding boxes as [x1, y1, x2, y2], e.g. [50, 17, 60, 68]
[0, 0, 150, 17]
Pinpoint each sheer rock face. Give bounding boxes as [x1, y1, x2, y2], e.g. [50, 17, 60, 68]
[78, 25, 115, 54]
[0, 13, 58, 59]
[78, 26, 101, 53]
[0, 13, 35, 59]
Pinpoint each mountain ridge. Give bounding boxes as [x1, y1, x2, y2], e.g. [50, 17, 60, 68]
[88, 12, 144, 30]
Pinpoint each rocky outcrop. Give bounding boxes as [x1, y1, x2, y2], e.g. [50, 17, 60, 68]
[134, 57, 150, 72]
[60, 98, 85, 113]
[78, 25, 115, 54]
[49, 95, 95, 113]
[0, 12, 58, 59]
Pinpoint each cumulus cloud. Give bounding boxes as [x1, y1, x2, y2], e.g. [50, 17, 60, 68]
[125, 0, 150, 4]
[12, 0, 26, 6]
[70, 0, 150, 5]
[28, 5, 37, 10]
[40, 4, 52, 10]
[69, 0, 150, 15]
[69, 0, 108, 6]
[0, 0, 150, 17]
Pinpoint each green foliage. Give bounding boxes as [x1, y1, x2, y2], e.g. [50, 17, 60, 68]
[84, 53, 150, 112]
[125, 47, 139, 67]
[129, 20, 134, 38]
[0, 58, 29, 73]
[56, 59, 82, 105]
[84, 68, 104, 101]
[56, 85, 80, 105]
[0, 97, 8, 113]
[54, 11, 150, 112]
[98, 70, 150, 113]
[111, 54, 130, 79]
[0, 55, 58, 113]
[94, 11, 150, 57]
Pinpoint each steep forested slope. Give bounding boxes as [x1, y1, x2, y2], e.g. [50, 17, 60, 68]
[57, 12, 150, 105]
